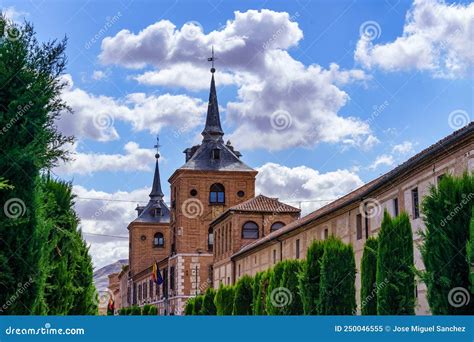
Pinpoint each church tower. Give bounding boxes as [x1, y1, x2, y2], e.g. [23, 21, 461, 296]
[128, 139, 170, 306]
[167, 61, 257, 313]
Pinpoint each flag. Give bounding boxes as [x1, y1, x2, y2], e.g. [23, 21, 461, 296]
[152, 261, 163, 285]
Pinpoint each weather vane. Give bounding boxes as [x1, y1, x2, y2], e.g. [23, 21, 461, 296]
[154, 135, 161, 158]
[208, 46, 217, 73]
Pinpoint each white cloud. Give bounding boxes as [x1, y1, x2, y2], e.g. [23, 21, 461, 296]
[73, 185, 154, 268]
[57, 74, 206, 141]
[55, 141, 156, 175]
[92, 70, 107, 80]
[369, 154, 394, 170]
[392, 141, 415, 155]
[99, 9, 375, 151]
[3, 6, 29, 22]
[355, 0, 474, 78]
[256, 162, 364, 214]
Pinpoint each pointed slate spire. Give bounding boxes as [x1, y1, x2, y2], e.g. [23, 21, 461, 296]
[149, 136, 164, 200]
[202, 47, 224, 142]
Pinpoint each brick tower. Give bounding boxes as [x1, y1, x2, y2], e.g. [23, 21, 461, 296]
[167, 63, 257, 313]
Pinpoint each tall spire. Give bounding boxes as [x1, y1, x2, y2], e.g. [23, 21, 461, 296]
[149, 136, 164, 200]
[202, 47, 224, 142]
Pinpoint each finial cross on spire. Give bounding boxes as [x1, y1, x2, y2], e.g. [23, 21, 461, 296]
[154, 135, 161, 158]
[207, 46, 217, 73]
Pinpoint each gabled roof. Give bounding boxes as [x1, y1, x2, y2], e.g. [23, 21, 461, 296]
[229, 194, 301, 213]
[211, 194, 300, 227]
[232, 122, 474, 258]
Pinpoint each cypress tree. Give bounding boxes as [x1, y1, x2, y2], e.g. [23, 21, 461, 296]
[319, 236, 356, 315]
[254, 271, 270, 315]
[421, 173, 474, 314]
[184, 298, 195, 315]
[298, 240, 324, 314]
[215, 285, 234, 315]
[280, 260, 304, 315]
[361, 237, 378, 315]
[200, 288, 217, 315]
[192, 295, 204, 315]
[377, 211, 415, 315]
[266, 262, 285, 315]
[0, 15, 71, 314]
[232, 275, 253, 315]
[468, 208, 474, 293]
[252, 272, 263, 315]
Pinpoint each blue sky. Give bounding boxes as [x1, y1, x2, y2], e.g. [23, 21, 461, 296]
[4, 0, 472, 267]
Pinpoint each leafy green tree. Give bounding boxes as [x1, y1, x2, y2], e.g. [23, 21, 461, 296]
[184, 298, 195, 315]
[130, 306, 141, 315]
[252, 272, 263, 315]
[233, 275, 253, 315]
[266, 262, 285, 315]
[280, 260, 304, 315]
[149, 306, 157, 315]
[319, 236, 356, 315]
[421, 173, 474, 314]
[361, 237, 378, 315]
[254, 271, 270, 315]
[192, 296, 204, 315]
[214, 284, 234, 315]
[298, 240, 324, 315]
[200, 288, 217, 315]
[377, 211, 415, 315]
[141, 305, 150, 315]
[0, 15, 71, 314]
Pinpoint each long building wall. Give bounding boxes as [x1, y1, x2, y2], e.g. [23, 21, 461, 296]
[230, 138, 474, 315]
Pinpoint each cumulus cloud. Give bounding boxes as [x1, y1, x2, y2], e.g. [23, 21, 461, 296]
[55, 141, 156, 175]
[57, 74, 206, 141]
[369, 154, 395, 170]
[92, 70, 107, 80]
[392, 141, 415, 155]
[355, 0, 474, 78]
[99, 9, 375, 151]
[255, 162, 364, 214]
[73, 185, 154, 268]
[3, 6, 29, 22]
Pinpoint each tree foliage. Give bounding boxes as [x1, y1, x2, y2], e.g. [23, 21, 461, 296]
[232, 275, 253, 315]
[420, 173, 474, 314]
[184, 298, 195, 315]
[377, 211, 415, 315]
[280, 260, 303, 315]
[265, 262, 285, 315]
[361, 237, 378, 315]
[214, 284, 234, 315]
[200, 288, 217, 315]
[319, 236, 356, 315]
[298, 240, 324, 315]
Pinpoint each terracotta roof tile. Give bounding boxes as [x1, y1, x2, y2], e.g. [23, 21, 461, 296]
[229, 194, 301, 213]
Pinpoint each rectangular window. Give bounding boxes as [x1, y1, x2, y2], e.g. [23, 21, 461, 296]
[412, 187, 420, 219]
[143, 282, 147, 299]
[170, 266, 175, 290]
[227, 277, 230, 285]
[217, 192, 225, 203]
[210, 192, 217, 203]
[273, 249, 277, 264]
[324, 228, 329, 239]
[133, 283, 137, 305]
[238, 264, 241, 277]
[254, 255, 257, 264]
[156, 280, 160, 296]
[393, 197, 399, 217]
[365, 215, 369, 239]
[138, 284, 142, 301]
[356, 214, 362, 240]
[149, 280, 153, 298]
[163, 269, 168, 298]
[296, 239, 300, 259]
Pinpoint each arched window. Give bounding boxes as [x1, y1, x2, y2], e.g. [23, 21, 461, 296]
[209, 183, 225, 204]
[242, 221, 259, 239]
[271, 221, 285, 232]
[208, 227, 214, 251]
[153, 232, 164, 247]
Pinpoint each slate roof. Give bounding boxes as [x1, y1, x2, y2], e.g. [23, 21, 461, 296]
[232, 121, 474, 258]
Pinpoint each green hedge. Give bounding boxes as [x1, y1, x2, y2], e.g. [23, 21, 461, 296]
[319, 236, 356, 315]
[215, 284, 234, 315]
[266, 262, 285, 315]
[361, 237, 378, 315]
[233, 275, 253, 315]
[280, 260, 304, 315]
[377, 211, 415, 315]
[184, 298, 195, 315]
[200, 288, 217, 315]
[298, 240, 324, 315]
